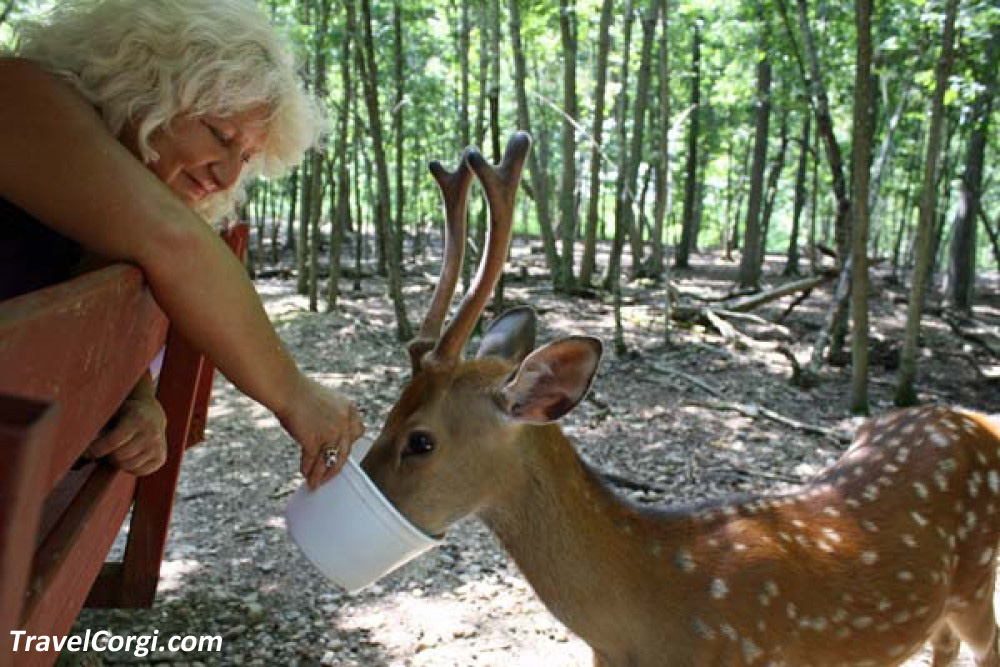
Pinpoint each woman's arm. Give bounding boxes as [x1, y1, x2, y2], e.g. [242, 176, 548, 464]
[0, 59, 361, 486]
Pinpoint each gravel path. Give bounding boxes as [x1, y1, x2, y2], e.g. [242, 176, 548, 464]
[65, 257, 999, 666]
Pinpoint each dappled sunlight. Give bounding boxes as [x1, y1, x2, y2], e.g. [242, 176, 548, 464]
[335, 583, 590, 666]
[158, 559, 203, 593]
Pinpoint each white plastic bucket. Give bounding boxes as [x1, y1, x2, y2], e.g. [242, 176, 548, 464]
[285, 457, 441, 594]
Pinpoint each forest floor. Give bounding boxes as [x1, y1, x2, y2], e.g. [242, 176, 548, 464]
[65, 239, 1000, 666]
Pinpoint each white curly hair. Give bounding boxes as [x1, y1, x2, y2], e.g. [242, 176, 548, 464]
[13, 0, 326, 221]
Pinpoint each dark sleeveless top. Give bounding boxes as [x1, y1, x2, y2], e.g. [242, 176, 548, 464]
[0, 197, 82, 301]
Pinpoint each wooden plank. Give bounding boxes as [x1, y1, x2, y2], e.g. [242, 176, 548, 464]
[0, 396, 58, 667]
[17, 466, 134, 666]
[0, 265, 167, 493]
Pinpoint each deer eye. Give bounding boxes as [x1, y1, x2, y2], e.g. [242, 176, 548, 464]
[404, 431, 436, 457]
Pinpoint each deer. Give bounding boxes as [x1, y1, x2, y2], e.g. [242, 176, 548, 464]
[360, 131, 1000, 666]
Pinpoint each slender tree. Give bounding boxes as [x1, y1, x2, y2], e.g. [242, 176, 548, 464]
[759, 112, 789, 262]
[357, 0, 412, 340]
[648, 0, 671, 277]
[297, 153, 312, 294]
[623, 0, 660, 278]
[675, 18, 701, 269]
[850, 0, 873, 414]
[508, 0, 559, 286]
[895, 0, 959, 406]
[392, 0, 406, 269]
[783, 111, 810, 276]
[308, 0, 331, 313]
[946, 22, 999, 312]
[286, 167, 299, 256]
[604, 0, 636, 290]
[579, 0, 614, 287]
[488, 0, 506, 310]
[557, 0, 579, 291]
[328, 3, 355, 311]
[737, 6, 771, 290]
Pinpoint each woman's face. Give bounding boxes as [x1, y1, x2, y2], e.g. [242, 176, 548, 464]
[122, 106, 269, 208]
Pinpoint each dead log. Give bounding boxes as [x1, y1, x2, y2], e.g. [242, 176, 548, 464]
[725, 274, 832, 312]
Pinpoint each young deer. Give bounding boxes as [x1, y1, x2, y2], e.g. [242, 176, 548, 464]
[361, 133, 1000, 666]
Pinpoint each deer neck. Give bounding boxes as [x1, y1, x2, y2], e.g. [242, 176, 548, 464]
[478, 425, 692, 657]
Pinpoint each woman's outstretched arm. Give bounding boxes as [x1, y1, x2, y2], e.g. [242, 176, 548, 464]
[0, 58, 361, 486]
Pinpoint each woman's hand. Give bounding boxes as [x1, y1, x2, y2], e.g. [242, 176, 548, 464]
[87, 373, 168, 476]
[277, 375, 365, 489]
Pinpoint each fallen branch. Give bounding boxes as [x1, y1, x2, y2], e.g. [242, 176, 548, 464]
[708, 309, 794, 340]
[777, 288, 815, 323]
[725, 274, 832, 312]
[648, 363, 722, 398]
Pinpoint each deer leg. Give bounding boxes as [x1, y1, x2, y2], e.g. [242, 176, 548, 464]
[940, 565, 1000, 667]
[931, 622, 962, 667]
[945, 604, 1000, 666]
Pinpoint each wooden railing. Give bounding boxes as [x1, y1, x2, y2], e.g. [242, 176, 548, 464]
[0, 224, 247, 666]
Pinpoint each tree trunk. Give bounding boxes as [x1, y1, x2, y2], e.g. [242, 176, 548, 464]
[488, 0, 506, 310]
[329, 3, 354, 311]
[623, 0, 661, 279]
[868, 85, 910, 237]
[891, 146, 921, 279]
[297, 155, 312, 295]
[286, 167, 299, 256]
[648, 0, 671, 277]
[471, 0, 490, 292]
[578, 0, 614, 287]
[807, 125, 819, 270]
[793, 0, 853, 363]
[458, 0, 473, 290]
[783, 112, 810, 276]
[759, 112, 789, 264]
[508, 0, 559, 286]
[676, 19, 701, 269]
[308, 0, 331, 313]
[895, 0, 959, 407]
[850, 0, 873, 414]
[737, 19, 771, 290]
[727, 141, 751, 260]
[356, 0, 412, 340]
[946, 22, 999, 312]
[604, 0, 636, 289]
[353, 117, 365, 293]
[392, 0, 406, 271]
[307, 148, 323, 311]
[794, 0, 850, 262]
[557, 0, 579, 291]
[270, 180, 282, 264]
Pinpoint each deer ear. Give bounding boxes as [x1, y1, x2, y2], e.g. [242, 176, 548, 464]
[476, 306, 537, 364]
[499, 336, 602, 424]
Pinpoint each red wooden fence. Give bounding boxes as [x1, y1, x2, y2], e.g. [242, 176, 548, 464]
[0, 225, 248, 666]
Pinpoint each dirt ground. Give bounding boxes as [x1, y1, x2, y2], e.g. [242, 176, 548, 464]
[65, 241, 1000, 666]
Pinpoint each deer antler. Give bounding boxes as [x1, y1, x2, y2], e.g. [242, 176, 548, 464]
[430, 132, 531, 365]
[407, 150, 475, 372]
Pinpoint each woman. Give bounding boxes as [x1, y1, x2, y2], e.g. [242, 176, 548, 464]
[0, 0, 362, 489]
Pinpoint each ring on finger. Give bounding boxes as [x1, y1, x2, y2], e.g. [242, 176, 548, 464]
[322, 445, 341, 468]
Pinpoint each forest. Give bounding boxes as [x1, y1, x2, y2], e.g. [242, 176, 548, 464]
[3, 0, 998, 412]
[4, 1, 1000, 663]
